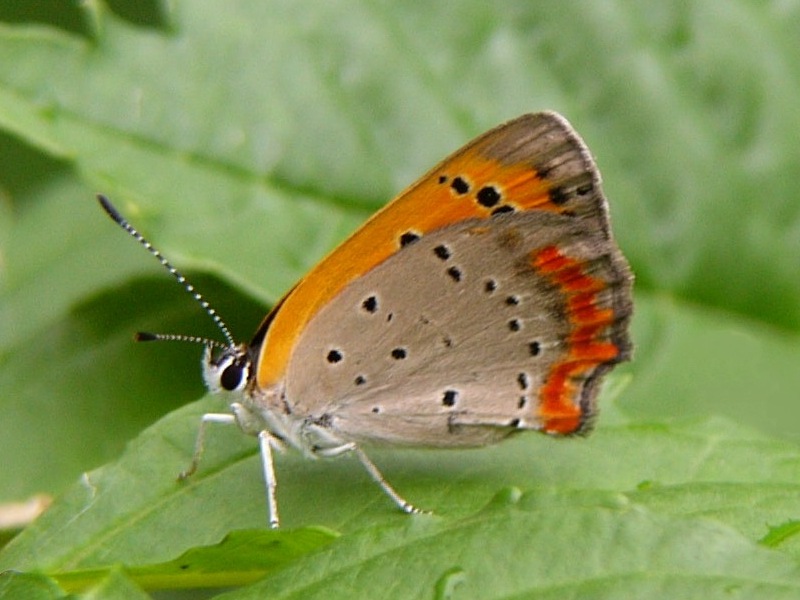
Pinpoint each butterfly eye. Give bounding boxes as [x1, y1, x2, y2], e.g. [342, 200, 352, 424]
[220, 361, 246, 391]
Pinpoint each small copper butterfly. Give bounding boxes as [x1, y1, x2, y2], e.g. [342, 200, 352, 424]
[99, 111, 633, 527]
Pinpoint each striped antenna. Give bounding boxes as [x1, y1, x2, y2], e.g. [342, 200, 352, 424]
[134, 331, 230, 351]
[97, 194, 237, 348]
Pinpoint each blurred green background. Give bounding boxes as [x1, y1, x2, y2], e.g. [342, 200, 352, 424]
[1, 0, 799, 510]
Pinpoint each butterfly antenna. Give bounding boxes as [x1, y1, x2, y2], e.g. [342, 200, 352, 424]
[97, 194, 237, 348]
[134, 332, 230, 351]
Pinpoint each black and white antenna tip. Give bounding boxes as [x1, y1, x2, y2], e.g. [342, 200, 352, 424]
[97, 194, 238, 349]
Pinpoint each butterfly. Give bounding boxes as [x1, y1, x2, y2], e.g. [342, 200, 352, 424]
[100, 111, 633, 527]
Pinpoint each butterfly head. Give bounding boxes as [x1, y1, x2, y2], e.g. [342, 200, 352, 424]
[202, 343, 253, 395]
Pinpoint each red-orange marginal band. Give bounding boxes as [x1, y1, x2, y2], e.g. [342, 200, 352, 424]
[530, 245, 621, 434]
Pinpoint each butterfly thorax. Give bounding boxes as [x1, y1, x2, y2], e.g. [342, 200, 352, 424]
[202, 343, 348, 456]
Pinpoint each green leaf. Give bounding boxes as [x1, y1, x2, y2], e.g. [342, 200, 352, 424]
[0, 571, 66, 600]
[3, 404, 800, 595]
[51, 528, 338, 592]
[1, 0, 800, 598]
[761, 520, 800, 550]
[621, 296, 800, 441]
[79, 567, 150, 600]
[218, 502, 800, 599]
[0, 184, 267, 501]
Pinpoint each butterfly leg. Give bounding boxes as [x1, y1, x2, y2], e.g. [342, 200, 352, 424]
[178, 412, 236, 480]
[178, 411, 282, 527]
[317, 443, 426, 516]
[257, 430, 281, 528]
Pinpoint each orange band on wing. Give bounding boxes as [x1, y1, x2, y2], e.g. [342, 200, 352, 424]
[256, 151, 568, 388]
[531, 245, 620, 434]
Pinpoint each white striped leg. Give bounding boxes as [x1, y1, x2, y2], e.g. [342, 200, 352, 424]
[178, 412, 281, 528]
[257, 430, 280, 528]
[178, 413, 236, 480]
[318, 443, 425, 516]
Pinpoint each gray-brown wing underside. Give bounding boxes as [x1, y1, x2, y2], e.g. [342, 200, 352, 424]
[284, 210, 631, 448]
